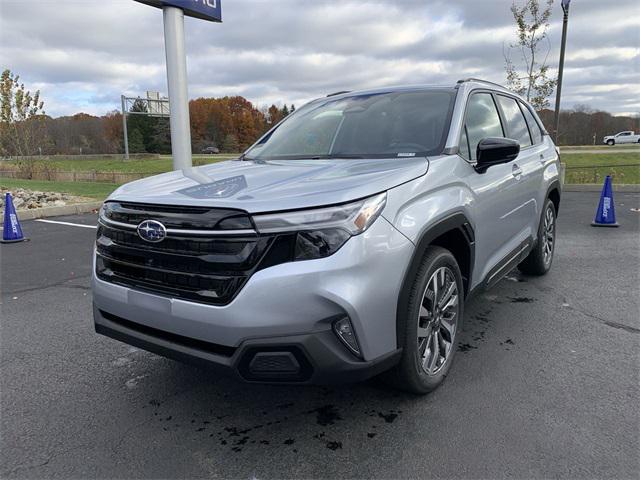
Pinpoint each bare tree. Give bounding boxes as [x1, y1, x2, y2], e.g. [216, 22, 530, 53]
[0, 69, 48, 158]
[504, 0, 557, 109]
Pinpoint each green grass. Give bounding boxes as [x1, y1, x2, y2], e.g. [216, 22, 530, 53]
[561, 144, 640, 150]
[0, 178, 119, 200]
[5, 154, 239, 175]
[562, 152, 640, 184]
[2, 152, 638, 194]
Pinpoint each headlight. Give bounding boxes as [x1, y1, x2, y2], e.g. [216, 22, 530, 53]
[252, 193, 387, 260]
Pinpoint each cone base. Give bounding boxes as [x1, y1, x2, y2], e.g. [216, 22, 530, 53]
[591, 222, 619, 228]
[0, 237, 28, 243]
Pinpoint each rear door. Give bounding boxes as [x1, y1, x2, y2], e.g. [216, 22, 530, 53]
[618, 131, 633, 144]
[494, 94, 540, 241]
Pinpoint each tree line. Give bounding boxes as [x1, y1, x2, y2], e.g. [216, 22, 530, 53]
[0, 69, 296, 157]
[1, 69, 638, 159]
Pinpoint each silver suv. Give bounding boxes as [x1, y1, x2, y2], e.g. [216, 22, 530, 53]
[93, 79, 561, 394]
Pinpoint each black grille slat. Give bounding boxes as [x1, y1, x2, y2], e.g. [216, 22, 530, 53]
[97, 227, 272, 273]
[96, 203, 273, 305]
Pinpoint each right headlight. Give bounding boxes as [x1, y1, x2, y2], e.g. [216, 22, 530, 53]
[252, 192, 387, 260]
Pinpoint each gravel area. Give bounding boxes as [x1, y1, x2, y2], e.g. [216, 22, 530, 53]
[0, 187, 92, 210]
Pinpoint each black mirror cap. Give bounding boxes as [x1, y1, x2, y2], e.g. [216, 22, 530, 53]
[475, 137, 520, 173]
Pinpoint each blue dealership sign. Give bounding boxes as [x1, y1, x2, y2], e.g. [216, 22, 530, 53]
[134, 0, 222, 22]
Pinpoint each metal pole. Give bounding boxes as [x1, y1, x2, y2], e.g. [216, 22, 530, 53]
[553, 5, 570, 144]
[163, 6, 192, 170]
[121, 95, 129, 160]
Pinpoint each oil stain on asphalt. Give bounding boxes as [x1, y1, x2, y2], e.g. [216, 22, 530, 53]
[144, 399, 404, 453]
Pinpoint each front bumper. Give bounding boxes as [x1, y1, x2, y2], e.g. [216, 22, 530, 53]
[93, 216, 413, 384]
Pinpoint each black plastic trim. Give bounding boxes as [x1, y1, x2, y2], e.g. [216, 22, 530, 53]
[99, 310, 237, 357]
[94, 306, 402, 385]
[395, 212, 475, 349]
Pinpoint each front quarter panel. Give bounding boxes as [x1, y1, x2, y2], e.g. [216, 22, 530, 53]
[382, 155, 475, 246]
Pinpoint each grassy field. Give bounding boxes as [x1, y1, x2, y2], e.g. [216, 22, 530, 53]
[0, 178, 119, 200]
[562, 152, 640, 184]
[2, 154, 238, 175]
[1, 151, 638, 203]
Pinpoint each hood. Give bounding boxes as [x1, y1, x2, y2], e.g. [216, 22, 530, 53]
[108, 157, 429, 213]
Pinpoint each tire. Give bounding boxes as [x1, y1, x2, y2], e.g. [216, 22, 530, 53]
[384, 246, 464, 394]
[519, 199, 557, 276]
[607, 139, 615, 146]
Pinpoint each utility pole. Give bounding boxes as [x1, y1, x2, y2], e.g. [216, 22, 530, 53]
[553, 0, 571, 144]
[121, 95, 130, 160]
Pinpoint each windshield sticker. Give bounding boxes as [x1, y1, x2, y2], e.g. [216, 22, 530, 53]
[397, 152, 416, 157]
[177, 175, 248, 199]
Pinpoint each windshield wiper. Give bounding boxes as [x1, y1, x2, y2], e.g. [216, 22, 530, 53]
[325, 153, 365, 159]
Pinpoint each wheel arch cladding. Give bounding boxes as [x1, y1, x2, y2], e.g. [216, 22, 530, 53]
[547, 183, 561, 216]
[395, 212, 474, 349]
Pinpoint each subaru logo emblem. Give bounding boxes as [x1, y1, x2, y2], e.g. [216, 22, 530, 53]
[137, 220, 167, 243]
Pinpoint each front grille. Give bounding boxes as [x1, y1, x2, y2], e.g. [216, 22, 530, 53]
[96, 202, 280, 305]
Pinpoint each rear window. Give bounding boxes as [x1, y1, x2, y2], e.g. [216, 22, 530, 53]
[520, 103, 543, 145]
[496, 95, 532, 148]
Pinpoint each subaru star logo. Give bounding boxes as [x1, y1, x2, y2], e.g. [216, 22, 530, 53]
[137, 220, 167, 243]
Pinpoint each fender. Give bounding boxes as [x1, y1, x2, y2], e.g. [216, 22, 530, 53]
[395, 212, 475, 349]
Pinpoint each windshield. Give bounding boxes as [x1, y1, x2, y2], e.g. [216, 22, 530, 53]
[246, 89, 456, 160]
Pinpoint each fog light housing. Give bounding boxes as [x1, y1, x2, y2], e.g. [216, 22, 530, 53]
[333, 317, 361, 358]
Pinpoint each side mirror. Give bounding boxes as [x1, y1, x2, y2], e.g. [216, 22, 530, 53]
[475, 137, 520, 173]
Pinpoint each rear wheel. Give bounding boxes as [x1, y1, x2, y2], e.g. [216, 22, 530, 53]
[519, 199, 556, 276]
[386, 246, 463, 394]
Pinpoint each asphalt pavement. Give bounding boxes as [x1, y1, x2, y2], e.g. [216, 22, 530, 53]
[1, 192, 639, 479]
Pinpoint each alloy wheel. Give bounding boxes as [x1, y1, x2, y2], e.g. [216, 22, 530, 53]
[542, 205, 555, 266]
[417, 267, 459, 375]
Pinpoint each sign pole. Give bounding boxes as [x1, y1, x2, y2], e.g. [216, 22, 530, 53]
[163, 6, 193, 170]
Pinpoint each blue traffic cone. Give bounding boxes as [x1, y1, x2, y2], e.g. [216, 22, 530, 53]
[591, 175, 619, 227]
[1, 193, 27, 243]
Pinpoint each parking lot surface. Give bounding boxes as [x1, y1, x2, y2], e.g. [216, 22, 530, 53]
[1, 192, 639, 479]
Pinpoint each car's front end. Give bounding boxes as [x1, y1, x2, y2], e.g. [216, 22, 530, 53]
[93, 192, 413, 383]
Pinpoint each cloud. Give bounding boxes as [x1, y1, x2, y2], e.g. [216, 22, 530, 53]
[1, 0, 638, 116]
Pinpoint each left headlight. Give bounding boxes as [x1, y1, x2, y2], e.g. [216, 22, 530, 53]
[252, 192, 387, 260]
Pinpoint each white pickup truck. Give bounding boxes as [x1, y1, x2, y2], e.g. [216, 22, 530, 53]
[603, 131, 640, 145]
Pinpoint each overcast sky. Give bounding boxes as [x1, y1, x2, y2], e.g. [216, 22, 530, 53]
[1, 0, 638, 117]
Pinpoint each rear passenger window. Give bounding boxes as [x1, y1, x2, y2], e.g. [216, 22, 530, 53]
[463, 93, 504, 161]
[496, 95, 532, 147]
[520, 104, 543, 144]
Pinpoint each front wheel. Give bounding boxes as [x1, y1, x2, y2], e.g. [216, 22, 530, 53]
[606, 139, 615, 146]
[519, 199, 556, 276]
[385, 246, 464, 394]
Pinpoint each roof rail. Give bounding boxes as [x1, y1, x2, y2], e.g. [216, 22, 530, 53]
[456, 78, 508, 90]
[326, 90, 351, 97]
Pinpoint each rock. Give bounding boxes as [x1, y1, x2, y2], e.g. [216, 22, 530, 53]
[0, 188, 85, 210]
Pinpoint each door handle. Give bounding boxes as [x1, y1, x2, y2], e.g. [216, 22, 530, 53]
[512, 164, 523, 177]
[539, 153, 546, 164]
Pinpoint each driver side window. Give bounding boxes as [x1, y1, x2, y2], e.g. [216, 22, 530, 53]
[460, 93, 505, 161]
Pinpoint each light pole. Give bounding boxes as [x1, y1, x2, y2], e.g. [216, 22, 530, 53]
[553, 0, 571, 144]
